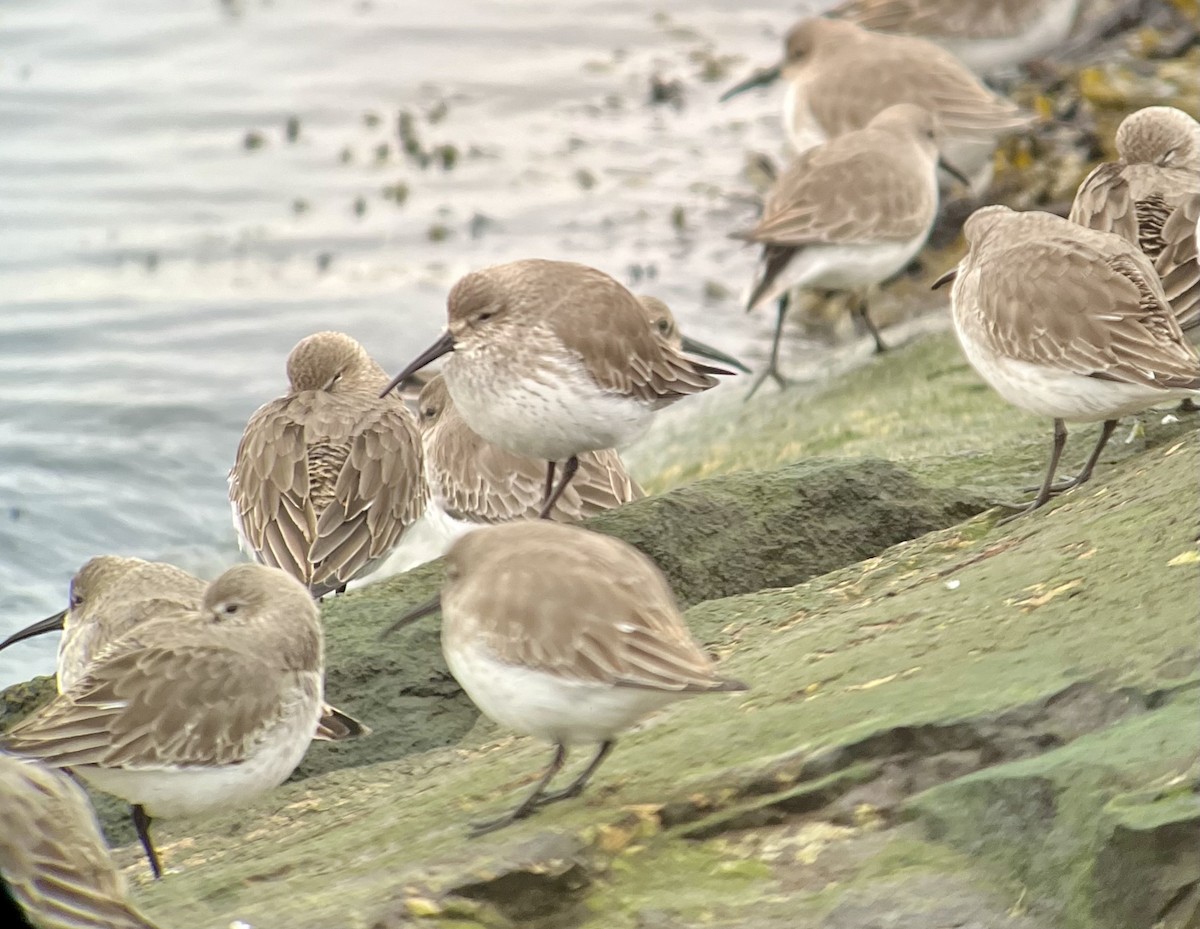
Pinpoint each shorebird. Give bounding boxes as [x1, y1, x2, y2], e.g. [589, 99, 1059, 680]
[826, 0, 1082, 75]
[734, 104, 956, 393]
[3, 563, 326, 880]
[0, 555, 366, 741]
[230, 330, 427, 598]
[1070, 107, 1200, 333]
[380, 260, 735, 519]
[720, 17, 1029, 194]
[0, 753, 160, 929]
[384, 521, 746, 835]
[933, 205, 1200, 515]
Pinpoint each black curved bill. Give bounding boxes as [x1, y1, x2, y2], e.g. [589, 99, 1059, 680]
[380, 331, 456, 398]
[937, 157, 972, 187]
[680, 334, 752, 374]
[931, 266, 958, 291]
[719, 64, 782, 102]
[382, 595, 442, 638]
[0, 609, 67, 652]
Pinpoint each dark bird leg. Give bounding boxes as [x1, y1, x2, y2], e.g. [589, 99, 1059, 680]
[746, 293, 792, 399]
[534, 740, 615, 807]
[1023, 419, 1118, 493]
[468, 743, 567, 837]
[850, 293, 887, 354]
[538, 456, 579, 520]
[541, 461, 557, 507]
[1063, 419, 1118, 488]
[1000, 418, 1069, 522]
[132, 804, 163, 880]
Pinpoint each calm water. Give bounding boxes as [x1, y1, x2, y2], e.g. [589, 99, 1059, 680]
[0, 0, 825, 687]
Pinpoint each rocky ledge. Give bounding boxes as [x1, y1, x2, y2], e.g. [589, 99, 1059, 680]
[4, 328, 1195, 929]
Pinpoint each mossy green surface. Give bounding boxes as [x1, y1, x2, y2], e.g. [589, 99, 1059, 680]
[107, 419, 1197, 928]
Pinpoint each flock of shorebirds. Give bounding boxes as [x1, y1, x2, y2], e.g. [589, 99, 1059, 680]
[2, 0, 1199, 925]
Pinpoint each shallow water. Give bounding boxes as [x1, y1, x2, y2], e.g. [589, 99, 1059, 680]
[0, 0, 834, 686]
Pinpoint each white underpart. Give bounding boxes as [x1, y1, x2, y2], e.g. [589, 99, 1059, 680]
[445, 638, 682, 746]
[747, 235, 931, 312]
[362, 499, 469, 579]
[940, 0, 1081, 76]
[76, 677, 322, 819]
[953, 319, 1197, 421]
[446, 333, 654, 462]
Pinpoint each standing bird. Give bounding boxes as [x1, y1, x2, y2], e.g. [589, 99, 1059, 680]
[1070, 107, 1200, 334]
[380, 261, 735, 518]
[230, 331, 426, 598]
[933, 205, 1200, 515]
[385, 521, 746, 835]
[3, 564, 326, 880]
[735, 104, 955, 393]
[0, 753, 160, 929]
[720, 17, 1029, 195]
[0, 555, 366, 741]
[826, 0, 1082, 76]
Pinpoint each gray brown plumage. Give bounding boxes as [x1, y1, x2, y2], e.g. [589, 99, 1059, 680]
[827, 0, 1081, 74]
[385, 521, 745, 835]
[444, 261, 725, 407]
[230, 331, 426, 598]
[0, 555, 366, 742]
[0, 754, 159, 929]
[382, 261, 733, 519]
[1070, 107, 1200, 333]
[721, 17, 1028, 193]
[938, 204, 1200, 514]
[1156, 193, 1200, 335]
[3, 563, 326, 879]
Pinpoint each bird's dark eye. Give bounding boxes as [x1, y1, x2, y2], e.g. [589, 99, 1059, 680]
[477, 312, 494, 323]
[223, 603, 240, 616]
[656, 319, 670, 334]
[70, 592, 83, 608]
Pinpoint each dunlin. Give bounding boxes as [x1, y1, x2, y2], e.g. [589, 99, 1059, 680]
[385, 521, 746, 835]
[0, 555, 366, 742]
[721, 17, 1028, 193]
[0, 753, 159, 929]
[1070, 107, 1200, 332]
[380, 260, 734, 519]
[933, 205, 1200, 514]
[734, 104, 954, 392]
[3, 563, 325, 879]
[417, 372, 643, 540]
[230, 330, 427, 598]
[1156, 192, 1200, 337]
[827, 0, 1082, 75]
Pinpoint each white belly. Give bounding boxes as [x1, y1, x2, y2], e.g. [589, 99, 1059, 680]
[445, 348, 653, 462]
[444, 639, 681, 746]
[747, 235, 930, 312]
[954, 327, 1194, 421]
[784, 81, 827, 156]
[76, 681, 321, 819]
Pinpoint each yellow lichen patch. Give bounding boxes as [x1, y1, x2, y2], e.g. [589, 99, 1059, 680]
[404, 896, 442, 918]
[1009, 578, 1084, 612]
[1167, 550, 1200, 567]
